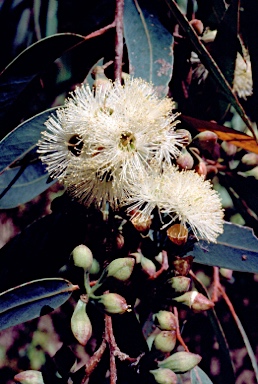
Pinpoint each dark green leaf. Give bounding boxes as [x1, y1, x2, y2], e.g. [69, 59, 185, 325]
[188, 222, 258, 273]
[0, 33, 86, 139]
[124, 0, 173, 96]
[164, 0, 253, 133]
[0, 108, 58, 208]
[0, 278, 78, 331]
[190, 366, 213, 383]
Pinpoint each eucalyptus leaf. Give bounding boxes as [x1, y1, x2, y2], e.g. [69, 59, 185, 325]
[124, 0, 173, 96]
[190, 366, 213, 383]
[0, 278, 78, 331]
[188, 222, 258, 273]
[0, 33, 86, 139]
[0, 108, 58, 208]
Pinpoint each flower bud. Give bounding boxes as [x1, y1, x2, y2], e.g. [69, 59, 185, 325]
[158, 351, 202, 373]
[129, 252, 142, 264]
[89, 258, 100, 275]
[173, 291, 214, 312]
[193, 131, 218, 150]
[71, 299, 92, 345]
[195, 160, 207, 177]
[242, 153, 258, 166]
[219, 268, 234, 281]
[190, 19, 204, 35]
[107, 257, 135, 281]
[176, 148, 194, 170]
[154, 310, 177, 331]
[167, 224, 188, 246]
[154, 331, 177, 353]
[71, 244, 93, 271]
[116, 233, 125, 249]
[169, 276, 191, 293]
[98, 293, 131, 314]
[141, 255, 156, 276]
[150, 368, 177, 384]
[14, 370, 44, 384]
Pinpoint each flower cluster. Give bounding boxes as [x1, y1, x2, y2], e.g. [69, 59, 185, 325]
[38, 78, 224, 242]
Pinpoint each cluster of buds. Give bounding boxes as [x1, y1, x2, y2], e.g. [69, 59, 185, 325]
[151, 311, 177, 353]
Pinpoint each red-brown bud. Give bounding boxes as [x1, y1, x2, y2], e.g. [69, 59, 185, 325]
[176, 148, 194, 170]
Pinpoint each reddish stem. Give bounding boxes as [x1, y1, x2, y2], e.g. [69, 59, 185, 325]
[114, 0, 124, 81]
[212, 266, 220, 302]
[173, 306, 189, 352]
[84, 21, 116, 41]
[81, 339, 107, 384]
[149, 250, 169, 280]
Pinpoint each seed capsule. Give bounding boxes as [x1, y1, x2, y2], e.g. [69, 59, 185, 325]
[71, 299, 92, 345]
[14, 370, 44, 384]
[154, 330, 177, 353]
[158, 351, 202, 373]
[71, 244, 93, 271]
[150, 368, 177, 384]
[167, 224, 188, 246]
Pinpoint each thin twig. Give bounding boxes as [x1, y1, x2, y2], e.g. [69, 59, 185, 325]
[114, 0, 124, 81]
[149, 250, 169, 280]
[173, 307, 189, 352]
[81, 339, 107, 384]
[84, 21, 116, 41]
[212, 266, 220, 302]
[105, 315, 118, 384]
[218, 285, 258, 383]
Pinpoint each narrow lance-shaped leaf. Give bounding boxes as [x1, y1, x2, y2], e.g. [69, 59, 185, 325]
[0, 278, 79, 331]
[190, 366, 214, 384]
[188, 222, 258, 273]
[0, 108, 58, 208]
[164, 0, 254, 136]
[124, 0, 174, 96]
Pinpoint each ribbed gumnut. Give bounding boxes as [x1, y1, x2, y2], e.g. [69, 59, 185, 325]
[154, 310, 177, 331]
[169, 276, 191, 293]
[141, 255, 156, 276]
[154, 331, 177, 353]
[71, 244, 93, 271]
[173, 291, 214, 312]
[176, 148, 194, 170]
[71, 299, 92, 345]
[158, 351, 202, 373]
[131, 212, 152, 232]
[107, 257, 135, 281]
[14, 370, 44, 384]
[150, 368, 177, 384]
[98, 293, 131, 314]
[167, 224, 188, 246]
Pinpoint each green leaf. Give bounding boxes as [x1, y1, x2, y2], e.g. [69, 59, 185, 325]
[164, 0, 253, 133]
[124, 0, 173, 96]
[0, 33, 86, 139]
[0, 278, 78, 331]
[188, 222, 258, 273]
[0, 108, 57, 208]
[190, 366, 213, 383]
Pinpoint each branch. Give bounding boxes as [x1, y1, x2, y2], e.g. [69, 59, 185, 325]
[114, 0, 124, 81]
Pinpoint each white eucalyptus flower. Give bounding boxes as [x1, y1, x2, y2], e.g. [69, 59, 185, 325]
[233, 51, 253, 100]
[38, 78, 185, 208]
[126, 165, 224, 243]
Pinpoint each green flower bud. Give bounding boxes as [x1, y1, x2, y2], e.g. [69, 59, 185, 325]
[71, 244, 93, 271]
[158, 351, 202, 373]
[154, 331, 177, 353]
[169, 276, 191, 293]
[71, 299, 92, 345]
[107, 257, 135, 281]
[14, 370, 44, 384]
[154, 311, 177, 331]
[150, 368, 177, 384]
[98, 293, 131, 314]
[141, 255, 156, 276]
[89, 258, 100, 275]
[242, 153, 258, 166]
[173, 291, 214, 312]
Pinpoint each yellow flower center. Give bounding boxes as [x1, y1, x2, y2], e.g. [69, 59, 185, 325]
[119, 131, 136, 152]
